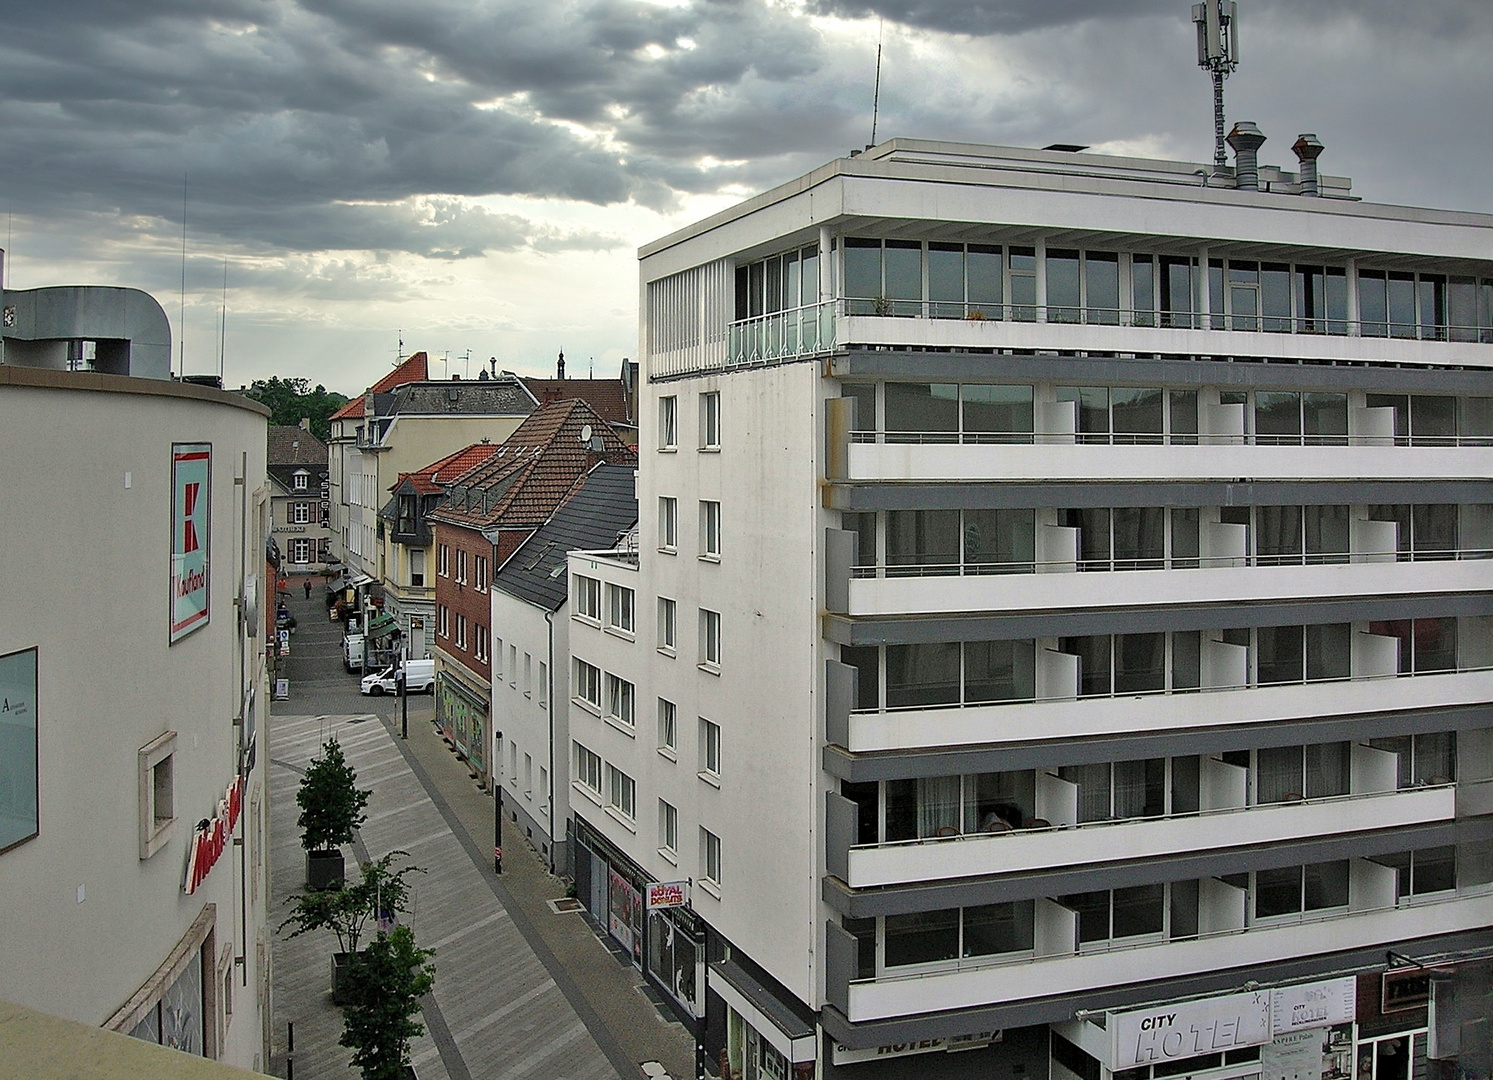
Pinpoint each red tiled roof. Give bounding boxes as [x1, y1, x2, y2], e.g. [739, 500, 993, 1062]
[331, 351, 432, 420]
[395, 442, 503, 496]
[427, 399, 637, 533]
[520, 377, 631, 426]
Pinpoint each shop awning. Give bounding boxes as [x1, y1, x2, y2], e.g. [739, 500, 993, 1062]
[365, 613, 398, 638]
[709, 959, 816, 1065]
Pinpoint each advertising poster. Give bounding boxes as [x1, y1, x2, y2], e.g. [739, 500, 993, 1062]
[170, 443, 212, 642]
[0, 647, 39, 852]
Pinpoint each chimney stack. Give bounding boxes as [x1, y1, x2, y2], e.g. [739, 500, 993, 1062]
[1292, 134, 1324, 197]
[298, 416, 311, 432]
[557, 350, 566, 380]
[1227, 121, 1266, 191]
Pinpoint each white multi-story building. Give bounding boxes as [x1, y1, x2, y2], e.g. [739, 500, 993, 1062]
[566, 136, 1493, 1080]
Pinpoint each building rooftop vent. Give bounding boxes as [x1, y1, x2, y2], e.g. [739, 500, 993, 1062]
[1227, 121, 1266, 190]
[1293, 133, 1324, 197]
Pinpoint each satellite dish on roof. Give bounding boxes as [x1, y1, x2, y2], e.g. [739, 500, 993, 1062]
[579, 424, 593, 443]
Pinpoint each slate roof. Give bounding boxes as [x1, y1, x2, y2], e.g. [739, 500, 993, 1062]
[267, 425, 329, 467]
[491, 464, 638, 611]
[387, 377, 535, 418]
[331, 351, 430, 420]
[520, 377, 631, 426]
[427, 398, 637, 533]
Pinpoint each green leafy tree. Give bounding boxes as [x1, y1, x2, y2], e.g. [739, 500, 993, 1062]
[338, 926, 436, 1080]
[242, 376, 349, 441]
[278, 852, 425, 955]
[296, 737, 371, 853]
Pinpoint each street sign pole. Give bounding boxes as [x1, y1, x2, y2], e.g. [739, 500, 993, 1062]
[494, 775, 503, 874]
[399, 642, 408, 740]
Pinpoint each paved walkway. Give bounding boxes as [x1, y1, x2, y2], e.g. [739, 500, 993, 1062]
[267, 583, 696, 1080]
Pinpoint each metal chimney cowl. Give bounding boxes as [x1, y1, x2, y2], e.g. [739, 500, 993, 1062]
[1227, 121, 1266, 191]
[1293, 134, 1324, 197]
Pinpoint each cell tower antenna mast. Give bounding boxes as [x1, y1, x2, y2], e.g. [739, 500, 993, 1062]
[1192, 0, 1240, 170]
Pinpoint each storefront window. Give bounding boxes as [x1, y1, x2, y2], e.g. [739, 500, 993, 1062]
[646, 908, 699, 1016]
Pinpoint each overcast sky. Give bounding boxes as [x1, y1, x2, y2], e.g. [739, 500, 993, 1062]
[4, 0, 1491, 395]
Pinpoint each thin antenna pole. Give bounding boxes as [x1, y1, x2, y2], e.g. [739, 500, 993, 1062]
[869, 18, 884, 149]
[6, 212, 10, 288]
[220, 257, 228, 384]
[180, 174, 188, 379]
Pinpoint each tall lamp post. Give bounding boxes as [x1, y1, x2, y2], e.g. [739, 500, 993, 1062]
[493, 729, 503, 874]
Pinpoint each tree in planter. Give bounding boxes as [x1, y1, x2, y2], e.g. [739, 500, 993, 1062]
[296, 736, 371, 889]
[338, 925, 435, 1080]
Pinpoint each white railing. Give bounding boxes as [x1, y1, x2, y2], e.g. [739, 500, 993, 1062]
[725, 300, 837, 367]
[850, 429, 1493, 448]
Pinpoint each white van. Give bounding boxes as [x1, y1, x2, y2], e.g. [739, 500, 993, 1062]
[342, 632, 365, 673]
[360, 658, 436, 696]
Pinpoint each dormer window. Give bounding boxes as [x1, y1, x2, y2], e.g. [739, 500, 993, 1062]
[293, 471, 309, 491]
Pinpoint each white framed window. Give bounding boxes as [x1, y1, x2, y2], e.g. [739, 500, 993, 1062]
[409, 549, 426, 587]
[606, 583, 635, 634]
[289, 538, 311, 564]
[474, 623, 490, 662]
[660, 801, 678, 855]
[455, 549, 468, 585]
[293, 472, 309, 491]
[438, 544, 450, 577]
[454, 613, 468, 649]
[700, 717, 721, 779]
[658, 597, 676, 654]
[605, 674, 635, 728]
[700, 391, 721, 449]
[573, 742, 602, 793]
[137, 731, 177, 859]
[290, 501, 312, 525]
[701, 828, 722, 888]
[700, 501, 721, 559]
[574, 659, 602, 709]
[607, 764, 637, 821]
[658, 699, 677, 754]
[437, 605, 449, 639]
[475, 555, 488, 592]
[659, 395, 678, 450]
[699, 608, 721, 671]
[659, 498, 678, 552]
[574, 575, 602, 621]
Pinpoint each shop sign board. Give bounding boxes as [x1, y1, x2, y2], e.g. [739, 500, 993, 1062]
[646, 880, 689, 909]
[183, 776, 244, 894]
[1109, 991, 1272, 1070]
[170, 443, 212, 642]
[831, 1031, 1001, 1066]
[1271, 978, 1356, 1035]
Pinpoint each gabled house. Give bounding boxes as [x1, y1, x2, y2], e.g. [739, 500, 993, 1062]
[489, 463, 637, 872]
[267, 420, 331, 574]
[426, 399, 636, 789]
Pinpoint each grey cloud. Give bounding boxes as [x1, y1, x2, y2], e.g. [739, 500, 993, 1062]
[803, 0, 1176, 38]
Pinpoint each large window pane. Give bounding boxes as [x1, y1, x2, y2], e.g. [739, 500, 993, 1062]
[1113, 758, 1165, 818]
[1257, 745, 1304, 804]
[1305, 505, 1350, 564]
[885, 382, 958, 440]
[1171, 631, 1201, 690]
[963, 901, 1034, 956]
[1411, 846, 1456, 893]
[1388, 273, 1416, 338]
[1412, 617, 1457, 673]
[928, 243, 964, 319]
[1255, 392, 1302, 444]
[1162, 257, 1197, 328]
[1111, 884, 1165, 938]
[1063, 890, 1111, 943]
[1412, 396, 1457, 445]
[884, 909, 959, 967]
[842, 511, 877, 569]
[1086, 252, 1120, 324]
[1060, 763, 1112, 823]
[964, 771, 1032, 832]
[1303, 393, 1348, 444]
[1258, 625, 1305, 684]
[1261, 263, 1291, 332]
[1113, 507, 1165, 569]
[1325, 267, 1349, 334]
[965, 639, 1036, 703]
[886, 510, 959, 573]
[884, 240, 923, 316]
[1171, 507, 1200, 569]
[1112, 388, 1164, 444]
[1009, 247, 1037, 321]
[966, 245, 1002, 317]
[1255, 505, 1303, 564]
[1413, 732, 1456, 784]
[1412, 504, 1458, 557]
[1063, 635, 1112, 697]
[840, 645, 878, 711]
[1063, 507, 1112, 570]
[842, 383, 875, 433]
[885, 778, 916, 841]
[963, 385, 1034, 442]
[1306, 623, 1351, 681]
[843, 238, 882, 314]
[964, 508, 1036, 571]
[1304, 860, 1350, 910]
[1359, 270, 1388, 336]
[1047, 249, 1081, 323]
[1305, 742, 1351, 798]
[1114, 633, 1165, 694]
[886, 642, 961, 708]
[1255, 866, 1303, 917]
[1057, 386, 1111, 442]
[1132, 256, 1156, 327]
[917, 776, 961, 837]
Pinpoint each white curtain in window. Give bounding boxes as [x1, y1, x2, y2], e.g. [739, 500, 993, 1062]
[918, 776, 961, 836]
[1257, 745, 1304, 803]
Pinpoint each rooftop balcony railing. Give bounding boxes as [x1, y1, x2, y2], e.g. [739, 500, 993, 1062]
[725, 300, 837, 367]
[849, 429, 1493, 448]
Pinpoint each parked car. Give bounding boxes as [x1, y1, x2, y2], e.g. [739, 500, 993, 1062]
[360, 658, 436, 696]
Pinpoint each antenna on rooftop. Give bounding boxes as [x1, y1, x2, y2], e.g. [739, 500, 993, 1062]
[868, 17, 884, 150]
[1193, 0, 1240, 171]
[396, 330, 405, 362]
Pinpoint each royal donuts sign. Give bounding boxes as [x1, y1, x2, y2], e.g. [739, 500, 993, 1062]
[183, 776, 243, 895]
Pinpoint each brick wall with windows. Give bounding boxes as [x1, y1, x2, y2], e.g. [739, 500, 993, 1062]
[431, 522, 507, 682]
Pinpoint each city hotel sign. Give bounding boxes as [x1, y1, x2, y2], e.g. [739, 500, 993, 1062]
[170, 443, 211, 642]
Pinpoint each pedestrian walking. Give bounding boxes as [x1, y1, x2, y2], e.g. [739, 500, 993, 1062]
[303, 579, 313, 600]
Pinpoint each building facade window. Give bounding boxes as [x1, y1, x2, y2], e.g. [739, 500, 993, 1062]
[700, 392, 721, 449]
[475, 555, 488, 592]
[574, 575, 602, 621]
[701, 829, 722, 887]
[659, 395, 678, 450]
[605, 674, 636, 727]
[700, 501, 721, 559]
[438, 544, 450, 577]
[574, 743, 602, 793]
[607, 583, 635, 634]
[700, 718, 721, 779]
[607, 765, 637, 821]
[290, 502, 312, 525]
[659, 498, 678, 551]
[288, 538, 311, 564]
[455, 549, 468, 585]
[574, 659, 602, 708]
[658, 699, 677, 754]
[409, 549, 425, 587]
[660, 801, 678, 855]
[437, 605, 449, 639]
[454, 613, 468, 649]
[658, 597, 676, 653]
[699, 609, 721, 670]
[293, 472, 309, 491]
[474, 624, 489, 662]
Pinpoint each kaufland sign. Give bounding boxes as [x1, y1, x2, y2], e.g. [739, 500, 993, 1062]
[170, 444, 211, 643]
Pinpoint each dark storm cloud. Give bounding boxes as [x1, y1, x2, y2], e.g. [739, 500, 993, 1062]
[804, 0, 1176, 37]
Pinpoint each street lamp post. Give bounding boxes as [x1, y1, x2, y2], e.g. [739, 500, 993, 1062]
[399, 639, 409, 740]
[494, 735, 503, 875]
